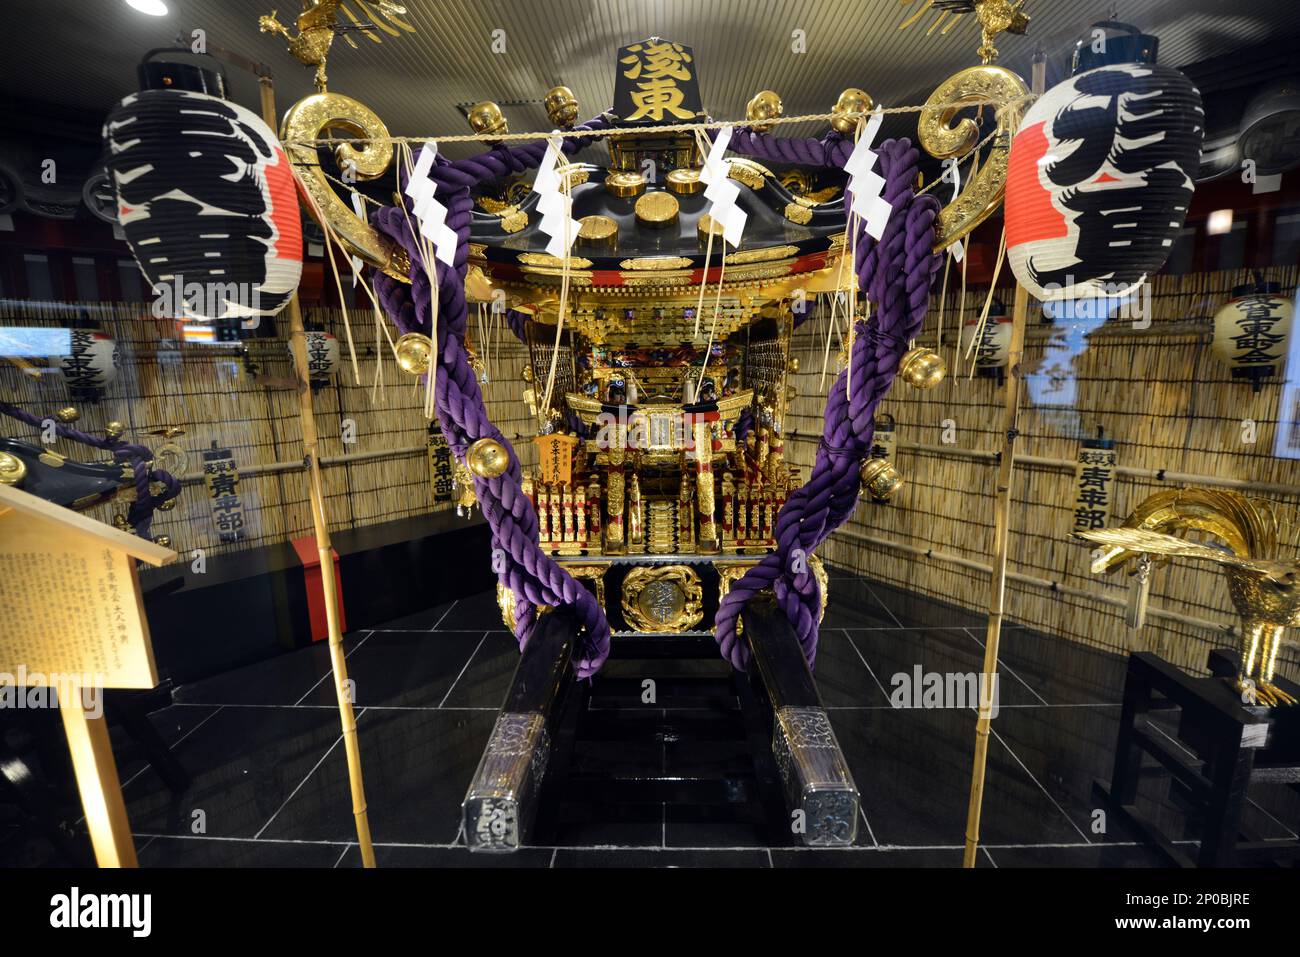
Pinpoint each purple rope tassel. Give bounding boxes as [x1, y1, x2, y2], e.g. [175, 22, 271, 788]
[0, 401, 181, 539]
[371, 116, 615, 677]
[712, 135, 942, 670]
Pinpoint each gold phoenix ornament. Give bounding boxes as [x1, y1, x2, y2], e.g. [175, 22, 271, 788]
[1079, 488, 1300, 707]
[898, 0, 1030, 64]
[259, 0, 416, 92]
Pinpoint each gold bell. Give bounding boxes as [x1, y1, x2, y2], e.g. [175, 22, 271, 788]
[152, 534, 172, 549]
[787, 357, 800, 373]
[467, 101, 507, 143]
[860, 457, 903, 501]
[0, 451, 26, 486]
[112, 513, 131, 531]
[54, 406, 79, 424]
[466, 437, 510, 479]
[104, 420, 126, 441]
[831, 88, 873, 135]
[898, 346, 947, 390]
[394, 333, 434, 376]
[544, 85, 579, 129]
[746, 90, 783, 133]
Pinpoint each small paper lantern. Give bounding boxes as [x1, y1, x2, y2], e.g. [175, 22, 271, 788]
[103, 89, 302, 321]
[1212, 282, 1293, 388]
[962, 311, 1012, 372]
[1006, 63, 1204, 301]
[50, 329, 118, 400]
[291, 330, 340, 384]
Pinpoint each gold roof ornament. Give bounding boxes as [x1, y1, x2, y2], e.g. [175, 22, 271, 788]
[259, 1, 417, 92]
[898, 0, 1030, 64]
[467, 101, 508, 144]
[545, 86, 580, 129]
[831, 88, 873, 135]
[666, 168, 704, 195]
[605, 170, 648, 198]
[634, 191, 680, 228]
[745, 90, 784, 133]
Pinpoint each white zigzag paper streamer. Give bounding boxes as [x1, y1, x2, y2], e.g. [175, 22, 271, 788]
[535, 137, 580, 259]
[842, 109, 892, 240]
[404, 142, 458, 267]
[700, 127, 747, 248]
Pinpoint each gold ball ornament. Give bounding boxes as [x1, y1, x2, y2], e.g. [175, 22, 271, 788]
[54, 406, 79, 424]
[466, 437, 510, 478]
[0, 451, 26, 486]
[467, 101, 508, 142]
[112, 513, 132, 531]
[787, 357, 800, 373]
[394, 333, 434, 376]
[104, 420, 126, 441]
[746, 90, 784, 133]
[898, 346, 947, 390]
[860, 457, 903, 501]
[521, 364, 535, 382]
[831, 88, 873, 135]
[152, 535, 172, 549]
[544, 85, 579, 129]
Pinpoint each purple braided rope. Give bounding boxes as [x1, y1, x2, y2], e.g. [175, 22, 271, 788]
[371, 116, 615, 677]
[0, 401, 181, 538]
[712, 136, 942, 670]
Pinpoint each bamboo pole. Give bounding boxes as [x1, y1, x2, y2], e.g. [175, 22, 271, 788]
[962, 56, 1045, 869]
[258, 75, 377, 868]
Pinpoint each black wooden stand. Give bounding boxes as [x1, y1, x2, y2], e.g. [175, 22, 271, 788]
[1094, 651, 1300, 867]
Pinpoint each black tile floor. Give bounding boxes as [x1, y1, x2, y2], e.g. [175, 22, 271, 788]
[4, 569, 1298, 868]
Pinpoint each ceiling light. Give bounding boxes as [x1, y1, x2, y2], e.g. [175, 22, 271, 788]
[1206, 209, 1234, 236]
[125, 0, 169, 16]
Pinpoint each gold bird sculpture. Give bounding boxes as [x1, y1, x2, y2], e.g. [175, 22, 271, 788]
[1078, 488, 1300, 707]
[259, 0, 416, 92]
[898, 0, 1030, 62]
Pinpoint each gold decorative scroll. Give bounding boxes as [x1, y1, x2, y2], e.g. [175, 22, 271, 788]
[281, 92, 409, 280]
[918, 65, 1029, 252]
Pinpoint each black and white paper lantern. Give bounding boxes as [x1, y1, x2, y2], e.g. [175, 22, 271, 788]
[1006, 64, 1204, 301]
[103, 89, 302, 321]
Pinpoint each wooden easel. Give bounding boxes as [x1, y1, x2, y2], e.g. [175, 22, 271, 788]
[0, 483, 175, 867]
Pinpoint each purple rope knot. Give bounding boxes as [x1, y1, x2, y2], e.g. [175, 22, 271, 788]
[370, 114, 616, 677]
[711, 135, 943, 671]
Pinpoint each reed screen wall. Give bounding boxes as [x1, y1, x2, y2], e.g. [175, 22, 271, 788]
[785, 265, 1300, 679]
[0, 302, 534, 559]
[4, 265, 1298, 680]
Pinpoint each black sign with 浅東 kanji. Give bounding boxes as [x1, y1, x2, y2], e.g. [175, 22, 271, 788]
[613, 38, 703, 125]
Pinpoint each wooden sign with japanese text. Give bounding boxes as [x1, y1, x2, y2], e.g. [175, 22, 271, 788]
[0, 484, 173, 689]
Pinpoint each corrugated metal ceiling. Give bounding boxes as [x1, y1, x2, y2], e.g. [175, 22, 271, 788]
[0, 0, 1292, 157]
